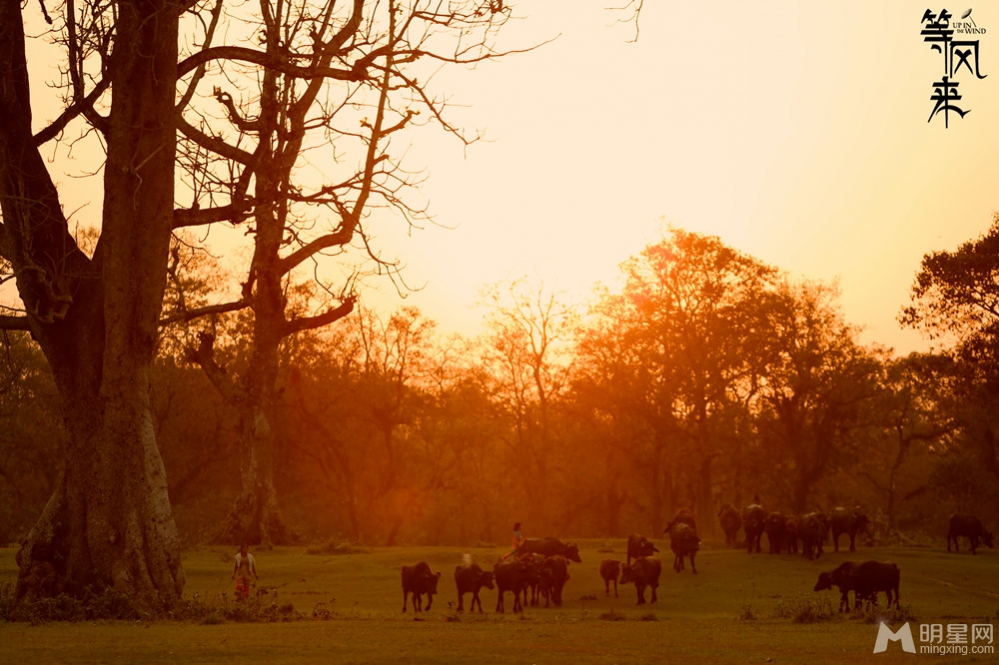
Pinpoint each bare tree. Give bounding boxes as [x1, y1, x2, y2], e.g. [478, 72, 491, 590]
[172, 0, 522, 545]
[0, 0, 527, 597]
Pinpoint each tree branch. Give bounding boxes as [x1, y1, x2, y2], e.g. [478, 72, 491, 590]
[177, 46, 366, 81]
[32, 76, 111, 145]
[0, 315, 31, 331]
[283, 295, 356, 338]
[160, 299, 248, 326]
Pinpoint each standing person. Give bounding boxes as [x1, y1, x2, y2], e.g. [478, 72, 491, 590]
[503, 522, 526, 560]
[232, 543, 259, 601]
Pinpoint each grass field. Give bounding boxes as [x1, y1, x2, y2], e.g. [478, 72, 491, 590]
[1, 540, 997, 664]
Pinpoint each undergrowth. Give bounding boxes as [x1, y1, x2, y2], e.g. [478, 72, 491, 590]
[0, 580, 329, 625]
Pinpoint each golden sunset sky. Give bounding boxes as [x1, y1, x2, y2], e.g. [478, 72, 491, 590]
[371, 0, 999, 355]
[18, 1, 999, 356]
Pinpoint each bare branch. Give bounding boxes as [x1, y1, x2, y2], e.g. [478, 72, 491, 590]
[177, 46, 366, 81]
[0, 315, 32, 331]
[283, 295, 356, 337]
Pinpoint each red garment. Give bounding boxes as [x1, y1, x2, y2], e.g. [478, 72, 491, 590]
[235, 577, 252, 601]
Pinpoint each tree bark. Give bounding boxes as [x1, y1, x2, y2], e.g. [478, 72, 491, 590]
[2, 0, 185, 601]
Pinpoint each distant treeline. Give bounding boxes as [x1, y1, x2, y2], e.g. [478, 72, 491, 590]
[2, 226, 998, 546]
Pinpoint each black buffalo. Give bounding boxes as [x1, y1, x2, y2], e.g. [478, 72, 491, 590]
[493, 557, 539, 613]
[626, 534, 659, 566]
[743, 503, 767, 554]
[517, 537, 582, 563]
[666, 522, 700, 574]
[783, 516, 800, 554]
[764, 512, 786, 554]
[599, 559, 621, 597]
[830, 506, 870, 553]
[619, 556, 662, 605]
[664, 508, 697, 534]
[947, 514, 995, 555]
[799, 512, 829, 561]
[454, 562, 494, 613]
[718, 504, 742, 547]
[401, 561, 441, 613]
[539, 555, 570, 607]
[851, 560, 901, 609]
[814, 560, 859, 612]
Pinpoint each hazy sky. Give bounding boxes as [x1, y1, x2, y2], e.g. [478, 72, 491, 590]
[364, 0, 999, 355]
[19, 1, 999, 355]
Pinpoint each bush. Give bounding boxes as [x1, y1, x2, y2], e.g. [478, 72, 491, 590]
[771, 597, 836, 624]
[305, 539, 371, 556]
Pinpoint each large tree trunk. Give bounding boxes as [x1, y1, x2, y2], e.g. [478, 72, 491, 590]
[214, 401, 295, 546]
[2, 0, 185, 601]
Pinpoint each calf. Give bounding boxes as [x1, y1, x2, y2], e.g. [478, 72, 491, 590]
[454, 562, 494, 613]
[814, 561, 859, 612]
[599, 559, 621, 597]
[626, 534, 659, 566]
[493, 557, 539, 613]
[666, 522, 700, 574]
[517, 537, 583, 563]
[401, 561, 441, 613]
[947, 514, 995, 555]
[619, 556, 662, 605]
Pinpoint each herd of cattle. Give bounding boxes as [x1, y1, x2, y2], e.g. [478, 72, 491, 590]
[399, 507, 995, 614]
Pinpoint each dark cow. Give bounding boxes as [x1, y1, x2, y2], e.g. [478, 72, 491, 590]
[666, 522, 700, 574]
[517, 537, 582, 563]
[799, 512, 829, 561]
[718, 504, 742, 547]
[830, 506, 870, 553]
[519, 553, 545, 607]
[599, 559, 621, 597]
[493, 557, 539, 613]
[539, 555, 570, 607]
[947, 514, 995, 555]
[619, 556, 662, 605]
[784, 516, 800, 555]
[814, 561, 859, 612]
[851, 560, 901, 610]
[401, 561, 441, 613]
[626, 534, 659, 566]
[454, 562, 494, 613]
[664, 508, 697, 534]
[764, 512, 786, 554]
[743, 503, 767, 554]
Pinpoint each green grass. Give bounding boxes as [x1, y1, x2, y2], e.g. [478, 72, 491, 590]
[1, 541, 997, 663]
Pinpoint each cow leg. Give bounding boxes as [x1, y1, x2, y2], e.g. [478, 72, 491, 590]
[402, 591, 409, 613]
[425, 593, 434, 611]
[650, 584, 658, 603]
[604, 579, 610, 596]
[636, 583, 646, 605]
[690, 553, 697, 575]
[613, 580, 618, 598]
[496, 591, 504, 613]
